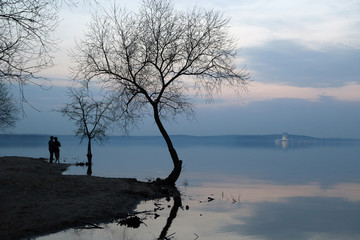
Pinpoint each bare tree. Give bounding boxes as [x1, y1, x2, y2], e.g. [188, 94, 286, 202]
[0, 0, 61, 84]
[0, 0, 63, 127]
[72, 0, 249, 185]
[0, 83, 19, 131]
[59, 87, 122, 175]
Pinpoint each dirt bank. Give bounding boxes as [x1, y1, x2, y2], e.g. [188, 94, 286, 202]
[0, 156, 174, 240]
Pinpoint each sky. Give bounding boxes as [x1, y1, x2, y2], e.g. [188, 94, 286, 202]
[10, 0, 360, 138]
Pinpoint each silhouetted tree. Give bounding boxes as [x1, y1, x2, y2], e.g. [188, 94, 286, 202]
[0, 0, 61, 85]
[0, 83, 19, 131]
[71, 0, 249, 184]
[0, 0, 63, 126]
[60, 87, 121, 175]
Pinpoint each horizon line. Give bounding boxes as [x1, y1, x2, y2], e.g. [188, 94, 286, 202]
[1, 133, 359, 141]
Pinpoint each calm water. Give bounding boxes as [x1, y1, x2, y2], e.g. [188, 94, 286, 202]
[1, 134, 360, 240]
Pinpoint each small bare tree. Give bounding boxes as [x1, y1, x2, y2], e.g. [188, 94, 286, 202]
[72, 0, 249, 185]
[0, 83, 19, 131]
[60, 87, 121, 175]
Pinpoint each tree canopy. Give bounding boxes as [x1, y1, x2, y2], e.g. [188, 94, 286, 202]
[71, 0, 250, 184]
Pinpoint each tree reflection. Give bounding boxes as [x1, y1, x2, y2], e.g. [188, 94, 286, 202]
[158, 194, 182, 240]
[74, 161, 92, 176]
[116, 187, 184, 240]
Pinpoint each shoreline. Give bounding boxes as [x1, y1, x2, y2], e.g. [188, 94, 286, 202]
[0, 156, 175, 240]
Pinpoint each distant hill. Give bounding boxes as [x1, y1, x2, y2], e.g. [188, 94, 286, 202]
[167, 134, 360, 148]
[169, 134, 359, 142]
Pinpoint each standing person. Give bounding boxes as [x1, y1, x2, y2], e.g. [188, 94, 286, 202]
[48, 136, 55, 163]
[54, 137, 61, 163]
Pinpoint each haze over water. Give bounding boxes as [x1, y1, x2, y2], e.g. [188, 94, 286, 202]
[1, 134, 360, 239]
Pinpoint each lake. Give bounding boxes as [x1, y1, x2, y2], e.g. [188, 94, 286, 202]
[1, 134, 360, 240]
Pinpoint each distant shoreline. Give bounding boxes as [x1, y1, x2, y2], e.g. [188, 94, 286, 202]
[1, 133, 359, 140]
[0, 156, 175, 240]
[1, 133, 359, 142]
[1, 134, 358, 151]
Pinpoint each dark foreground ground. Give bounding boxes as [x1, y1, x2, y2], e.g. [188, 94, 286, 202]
[0, 156, 174, 240]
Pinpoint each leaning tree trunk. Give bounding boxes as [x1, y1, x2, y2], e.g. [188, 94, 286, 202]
[86, 137, 93, 176]
[153, 105, 182, 185]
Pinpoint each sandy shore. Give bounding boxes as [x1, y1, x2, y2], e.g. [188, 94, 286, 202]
[0, 156, 175, 240]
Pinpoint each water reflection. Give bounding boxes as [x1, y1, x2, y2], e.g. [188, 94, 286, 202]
[184, 179, 360, 202]
[177, 181, 360, 240]
[158, 194, 182, 239]
[3, 135, 360, 239]
[225, 197, 360, 240]
[36, 178, 360, 240]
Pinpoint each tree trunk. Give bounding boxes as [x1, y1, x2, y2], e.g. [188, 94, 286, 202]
[153, 105, 182, 185]
[86, 137, 92, 176]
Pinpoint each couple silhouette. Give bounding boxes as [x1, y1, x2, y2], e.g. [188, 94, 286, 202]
[48, 136, 61, 163]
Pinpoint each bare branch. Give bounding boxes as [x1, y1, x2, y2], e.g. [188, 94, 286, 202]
[0, 83, 19, 131]
[0, 0, 62, 84]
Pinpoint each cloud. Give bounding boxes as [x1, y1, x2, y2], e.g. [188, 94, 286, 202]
[225, 0, 360, 49]
[200, 81, 360, 109]
[178, 95, 360, 138]
[241, 40, 360, 88]
[245, 81, 360, 103]
[39, 1, 360, 81]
